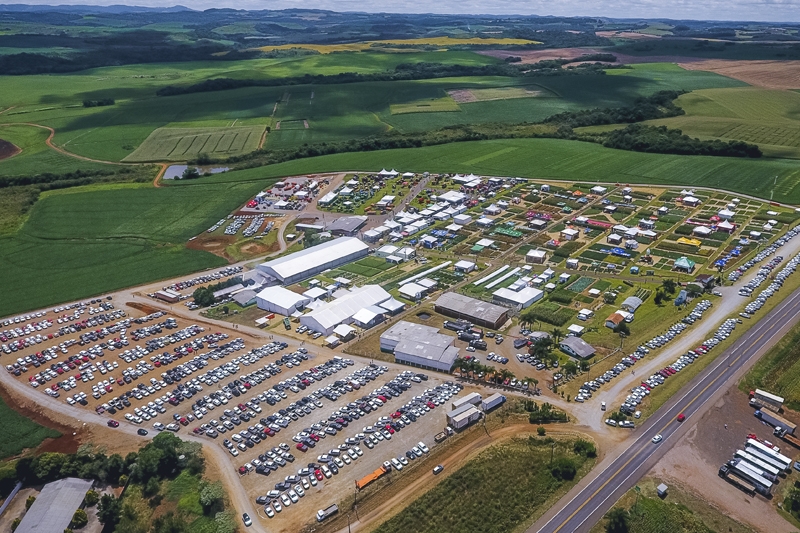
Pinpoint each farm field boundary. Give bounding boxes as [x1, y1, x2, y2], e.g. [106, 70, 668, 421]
[123, 125, 265, 163]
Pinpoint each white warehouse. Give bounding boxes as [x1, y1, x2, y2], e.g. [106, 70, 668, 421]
[300, 285, 392, 335]
[255, 286, 310, 316]
[257, 237, 369, 285]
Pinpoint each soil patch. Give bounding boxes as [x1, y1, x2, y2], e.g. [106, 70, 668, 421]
[239, 242, 269, 255]
[0, 138, 20, 161]
[681, 59, 800, 89]
[126, 301, 163, 314]
[478, 47, 610, 63]
[186, 235, 236, 261]
[596, 31, 662, 40]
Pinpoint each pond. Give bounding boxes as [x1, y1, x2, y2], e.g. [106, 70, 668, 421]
[416, 312, 431, 320]
[163, 165, 230, 180]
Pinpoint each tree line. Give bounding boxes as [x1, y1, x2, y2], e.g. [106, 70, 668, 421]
[597, 124, 762, 158]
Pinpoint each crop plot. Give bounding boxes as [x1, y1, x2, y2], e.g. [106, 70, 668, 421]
[390, 97, 461, 114]
[123, 126, 265, 162]
[448, 85, 556, 103]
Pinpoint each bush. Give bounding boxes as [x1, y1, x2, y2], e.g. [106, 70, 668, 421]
[11, 518, 21, 532]
[550, 457, 577, 481]
[537, 426, 546, 436]
[605, 508, 630, 533]
[70, 509, 88, 529]
[26, 495, 36, 509]
[84, 490, 99, 507]
[573, 439, 597, 458]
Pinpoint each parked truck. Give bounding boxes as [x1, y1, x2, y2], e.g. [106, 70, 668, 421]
[356, 465, 390, 490]
[718, 465, 756, 495]
[744, 445, 790, 473]
[746, 439, 791, 470]
[481, 393, 506, 412]
[734, 450, 782, 478]
[755, 409, 797, 435]
[316, 504, 339, 522]
[727, 459, 773, 495]
[750, 389, 784, 412]
[774, 427, 800, 449]
[732, 456, 778, 483]
[434, 426, 454, 443]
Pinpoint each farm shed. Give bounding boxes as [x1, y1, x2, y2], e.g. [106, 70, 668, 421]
[621, 296, 643, 312]
[454, 260, 476, 273]
[435, 292, 508, 329]
[526, 249, 547, 264]
[16, 478, 94, 533]
[300, 284, 391, 334]
[492, 287, 543, 309]
[559, 336, 596, 359]
[256, 286, 311, 316]
[257, 237, 369, 284]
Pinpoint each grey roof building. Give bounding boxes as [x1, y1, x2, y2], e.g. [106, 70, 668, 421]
[434, 292, 509, 329]
[380, 320, 459, 372]
[327, 216, 368, 236]
[559, 336, 596, 359]
[621, 296, 643, 312]
[17, 477, 94, 533]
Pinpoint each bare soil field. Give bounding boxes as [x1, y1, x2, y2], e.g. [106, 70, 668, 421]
[681, 60, 800, 89]
[478, 48, 609, 63]
[0, 138, 20, 161]
[649, 386, 797, 533]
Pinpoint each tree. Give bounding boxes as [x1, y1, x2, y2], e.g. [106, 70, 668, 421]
[84, 490, 99, 507]
[97, 494, 122, 529]
[580, 360, 590, 373]
[549, 457, 577, 481]
[152, 512, 187, 533]
[181, 167, 200, 180]
[662, 279, 677, 295]
[551, 328, 565, 343]
[686, 284, 703, 297]
[563, 361, 578, 377]
[605, 508, 631, 533]
[199, 482, 225, 515]
[614, 322, 630, 336]
[70, 509, 88, 529]
[143, 477, 160, 497]
[654, 290, 664, 305]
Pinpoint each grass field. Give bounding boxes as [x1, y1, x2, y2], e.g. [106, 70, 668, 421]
[647, 87, 800, 158]
[0, 177, 273, 317]
[123, 125, 265, 162]
[373, 435, 594, 533]
[390, 96, 461, 114]
[740, 321, 800, 411]
[210, 137, 800, 204]
[0, 395, 60, 459]
[258, 36, 540, 54]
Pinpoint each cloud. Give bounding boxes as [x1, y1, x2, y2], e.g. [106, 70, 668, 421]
[15, 0, 800, 22]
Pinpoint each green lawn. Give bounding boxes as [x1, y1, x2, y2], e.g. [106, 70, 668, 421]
[0, 394, 60, 459]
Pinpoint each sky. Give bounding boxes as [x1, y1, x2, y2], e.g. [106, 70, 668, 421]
[11, 0, 800, 22]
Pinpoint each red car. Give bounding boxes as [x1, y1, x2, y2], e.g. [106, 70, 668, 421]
[309, 433, 320, 442]
[385, 425, 395, 434]
[314, 469, 324, 481]
[677, 413, 686, 422]
[107, 420, 119, 428]
[426, 401, 435, 409]
[391, 411, 402, 419]
[296, 443, 308, 452]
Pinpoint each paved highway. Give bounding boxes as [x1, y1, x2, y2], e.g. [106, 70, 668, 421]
[533, 282, 800, 533]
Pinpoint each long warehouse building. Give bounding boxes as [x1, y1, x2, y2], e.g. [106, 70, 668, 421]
[257, 237, 369, 285]
[434, 292, 509, 329]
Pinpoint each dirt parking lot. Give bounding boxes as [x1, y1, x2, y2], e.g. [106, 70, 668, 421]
[650, 386, 800, 533]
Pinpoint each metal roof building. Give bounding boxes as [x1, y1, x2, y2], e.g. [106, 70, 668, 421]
[17, 477, 94, 533]
[300, 285, 391, 334]
[327, 215, 368, 236]
[559, 336, 597, 359]
[380, 321, 441, 351]
[434, 292, 509, 329]
[256, 286, 310, 316]
[257, 237, 369, 284]
[394, 337, 460, 373]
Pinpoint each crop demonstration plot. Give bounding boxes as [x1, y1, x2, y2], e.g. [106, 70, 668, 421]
[390, 97, 461, 114]
[448, 85, 555, 103]
[123, 126, 265, 162]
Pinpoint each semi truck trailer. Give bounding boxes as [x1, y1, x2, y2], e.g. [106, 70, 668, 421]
[755, 409, 797, 435]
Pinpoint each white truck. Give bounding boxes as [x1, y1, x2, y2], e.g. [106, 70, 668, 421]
[316, 504, 339, 522]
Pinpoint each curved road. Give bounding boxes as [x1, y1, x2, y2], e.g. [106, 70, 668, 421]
[531, 283, 800, 533]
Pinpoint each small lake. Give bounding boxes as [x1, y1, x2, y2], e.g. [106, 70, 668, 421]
[163, 165, 230, 180]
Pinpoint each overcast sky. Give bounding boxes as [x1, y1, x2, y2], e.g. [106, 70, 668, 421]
[12, 0, 800, 23]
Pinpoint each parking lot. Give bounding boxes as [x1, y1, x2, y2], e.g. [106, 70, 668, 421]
[2, 299, 470, 532]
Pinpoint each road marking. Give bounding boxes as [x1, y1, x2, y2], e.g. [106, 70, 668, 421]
[543, 289, 800, 533]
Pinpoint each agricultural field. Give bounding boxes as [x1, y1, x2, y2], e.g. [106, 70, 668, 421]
[212, 137, 800, 204]
[0, 395, 61, 460]
[646, 87, 800, 158]
[0, 177, 273, 317]
[258, 36, 540, 54]
[390, 97, 461, 114]
[373, 435, 595, 533]
[0, 124, 113, 176]
[740, 321, 800, 411]
[123, 125, 265, 162]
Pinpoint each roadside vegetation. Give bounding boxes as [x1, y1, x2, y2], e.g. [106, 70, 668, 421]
[373, 435, 596, 533]
[741, 321, 800, 411]
[0, 395, 60, 460]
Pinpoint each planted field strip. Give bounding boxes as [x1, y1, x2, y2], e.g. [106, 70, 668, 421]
[390, 97, 461, 115]
[123, 126, 265, 162]
[567, 276, 595, 292]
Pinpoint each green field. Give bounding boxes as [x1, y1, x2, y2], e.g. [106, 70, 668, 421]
[209, 137, 800, 204]
[647, 87, 800, 158]
[0, 395, 60, 459]
[740, 321, 800, 411]
[123, 125, 265, 162]
[374, 436, 594, 533]
[0, 178, 273, 317]
[390, 96, 461, 114]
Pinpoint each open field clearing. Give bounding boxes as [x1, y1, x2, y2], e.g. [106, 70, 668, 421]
[646, 87, 800, 158]
[258, 36, 540, 54]
[0, 394, 60, 459]
[211, 138, 800, 204]
[123, 125, 265, 162]
[390, 96, 461, 114]
[373, 435, 594, 533]
[681, 59, 800, 89]
[0, 177, 272, 317]
[0, 123, 112, 176]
